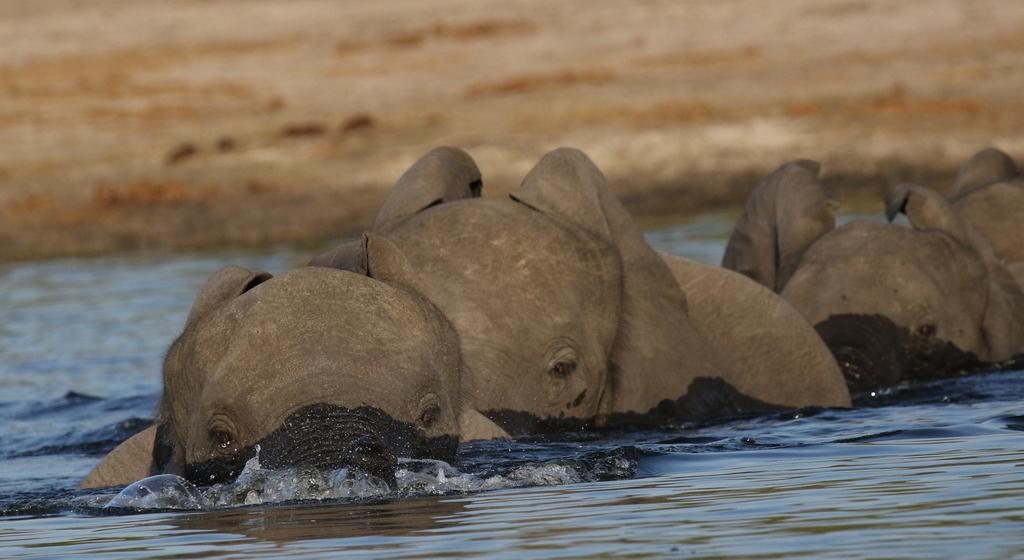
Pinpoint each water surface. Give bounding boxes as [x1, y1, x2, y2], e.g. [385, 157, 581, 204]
[1, 216, 1021, 558]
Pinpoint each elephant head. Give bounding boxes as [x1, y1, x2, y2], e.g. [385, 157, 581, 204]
[370, 154, 624, 432]
[782, 182, 1023, 391]
[83, 235, 472, 488]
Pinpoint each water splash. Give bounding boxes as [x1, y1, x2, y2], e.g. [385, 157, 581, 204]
[100, 448, 639, 512]
[105, 474, 208, 510]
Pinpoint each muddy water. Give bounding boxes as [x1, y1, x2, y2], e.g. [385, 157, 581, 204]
[1, 215, 1022, 558]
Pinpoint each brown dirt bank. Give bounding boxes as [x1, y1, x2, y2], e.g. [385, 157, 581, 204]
[1, 0, 1023, 261]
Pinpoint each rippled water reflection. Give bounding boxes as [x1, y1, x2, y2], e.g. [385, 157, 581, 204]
[1, 218, 1022, 558]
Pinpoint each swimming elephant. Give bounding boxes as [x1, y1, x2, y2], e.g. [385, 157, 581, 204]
[314, 147, 850, 435]
[724, 159, 1024, 392]
[82, 248, 507, 488]
[947, 147, 1024, 266]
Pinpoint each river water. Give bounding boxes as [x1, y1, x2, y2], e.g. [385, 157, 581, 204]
[1, 214, 1021, 558]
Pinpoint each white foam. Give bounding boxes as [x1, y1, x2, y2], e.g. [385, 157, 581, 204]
[102, 456, 603, 511]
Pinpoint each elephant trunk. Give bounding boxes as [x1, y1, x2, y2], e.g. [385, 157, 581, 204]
[259, 405, 401, 486]
[184, 404, 457, 487]
[814, 314, 907, 394]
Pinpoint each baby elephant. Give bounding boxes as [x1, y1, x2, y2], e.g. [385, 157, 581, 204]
[82, 243, 505, 488]
[723, 159, 1024, 392]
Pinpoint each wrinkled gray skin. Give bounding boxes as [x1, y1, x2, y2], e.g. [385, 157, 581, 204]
[948, 147, 1024, 265]
[724, 159, 1024, 392]
[316, 148, 849, 435]
[83, 242, 507, 488]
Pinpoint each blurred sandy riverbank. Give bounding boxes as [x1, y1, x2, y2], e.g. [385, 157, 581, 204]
[1, 0, 1022, 260]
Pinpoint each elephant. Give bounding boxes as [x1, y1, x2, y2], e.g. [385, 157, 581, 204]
[85, 147, 852, 489]
[947, 147, 1024, 267]
[723, 159, 1024, 392]
[314, 147, 850, 435]
[82, 250, 508, 489]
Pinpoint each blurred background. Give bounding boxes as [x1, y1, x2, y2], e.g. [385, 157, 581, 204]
[1, 0, 1022, 261]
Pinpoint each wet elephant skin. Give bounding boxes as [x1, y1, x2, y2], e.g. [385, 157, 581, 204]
[171, 404, 458, 486]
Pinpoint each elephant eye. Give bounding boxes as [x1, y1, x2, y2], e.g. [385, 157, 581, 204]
[419, 406, 440, 428]
[549, 360, 577, 377]
[209, 429, 234, 451]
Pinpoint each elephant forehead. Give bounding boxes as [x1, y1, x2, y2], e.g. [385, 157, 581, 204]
[233, 267, 457, 354]
[392, 199, 620, 303]
[389, 199, 622, 349]
[183, 268, 460, 431]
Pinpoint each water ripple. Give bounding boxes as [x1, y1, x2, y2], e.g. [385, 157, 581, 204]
[2, 225, 1024, 557]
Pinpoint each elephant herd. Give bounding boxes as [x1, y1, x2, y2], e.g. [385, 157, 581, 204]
[82, 146, 1024, 489]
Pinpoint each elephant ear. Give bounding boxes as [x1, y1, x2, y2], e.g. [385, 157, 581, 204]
[659, 252, 851, 409]
[308, 234, 417, 286]
[80, 425, 158, 488]
[721, 160, 835, 293]
[949, 147, 1018, 202]
[459, 409, 511, 441]
[885, 183, 969, 241]
[360, 232, 419, 287]
[373, 146, 482, 231]
[511, 148, 724, 413]
[510, 148, 614, 241]
[510, 149, 678, 307]
[185, 266, 272, 328]
[308, 239, 364, 271]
